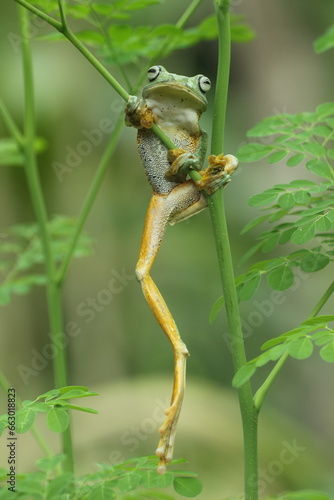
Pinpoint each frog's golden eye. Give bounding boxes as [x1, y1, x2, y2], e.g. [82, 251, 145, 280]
[198, 75, 211, 93]
[147, 65, 162, 82]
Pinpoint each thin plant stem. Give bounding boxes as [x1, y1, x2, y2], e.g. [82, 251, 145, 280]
[0, 99, 24, 145]
[255, 279, 334, 411]
[308, 280, 334, 319]
[254, 352, 289, 411]
[209, 1, 258, 499]
[56, 117, 124, 284]
[18, 6, 74, 473]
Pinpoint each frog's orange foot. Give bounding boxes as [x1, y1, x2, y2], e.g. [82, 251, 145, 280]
[155, 397, 183, 475]
[165, 149, 199, 182]
[125, 96, 154, 129]
[196, 154, 238, 195]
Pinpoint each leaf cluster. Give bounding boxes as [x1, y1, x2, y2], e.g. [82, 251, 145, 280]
[0, 455, 202, 499]
[233, 315, 334, 388]
[0, 386, 98, 437]
[32, 0, 254, 66]
[211, 105, 334, 311]
[0, 216, 93, 305]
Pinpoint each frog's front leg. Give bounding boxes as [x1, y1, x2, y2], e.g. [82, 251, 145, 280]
[125, 95, 154, 129]
[166, 149, 238, 195]
[136, 182, 206, 475]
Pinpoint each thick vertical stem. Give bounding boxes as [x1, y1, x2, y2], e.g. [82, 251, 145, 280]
[210, 2, 258, 498]
[18, 6, 73, 473]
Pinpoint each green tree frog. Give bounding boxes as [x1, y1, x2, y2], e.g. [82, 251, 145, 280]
[125, 65, 238, 474]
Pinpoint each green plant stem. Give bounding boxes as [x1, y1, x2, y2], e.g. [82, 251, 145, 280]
[176, 0, 203, 28]
[308, 280, 334, 319]
[0, 99, 24, 145]
[255, 279, 334, 412]
[56, 117, 124, 284]
[18, 6, 73, 473]
[0, 370, 53, 457]
[254, 352, 289, 411]
[210, 2, 258, 499]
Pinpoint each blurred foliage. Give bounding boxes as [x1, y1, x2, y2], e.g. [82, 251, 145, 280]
[0, 216, 93, 305]
[314, 24, 334, 53]
[0, 454, 201, 499]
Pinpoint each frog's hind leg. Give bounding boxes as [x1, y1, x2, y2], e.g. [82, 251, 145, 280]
[135, 181, 204, 474]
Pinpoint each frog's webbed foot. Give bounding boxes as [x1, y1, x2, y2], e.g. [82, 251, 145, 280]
[196, 154, 238, 195]
[165, 148, 200, 182]
[125, 95, 154, 129]
[155, 354, 187, 475]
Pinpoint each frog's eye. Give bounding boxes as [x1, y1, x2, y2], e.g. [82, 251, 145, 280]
[147, 65, 162, 82]
[198, 75, 211, 93]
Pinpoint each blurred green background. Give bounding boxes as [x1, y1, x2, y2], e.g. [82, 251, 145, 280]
[0, 0, 334, 498]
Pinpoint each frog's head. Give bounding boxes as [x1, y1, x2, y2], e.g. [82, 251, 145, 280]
[142, 65, 211, 113]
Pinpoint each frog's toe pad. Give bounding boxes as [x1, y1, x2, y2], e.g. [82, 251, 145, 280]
[125, 97, 154, 129]
[165, 149, 196, 182]
[197, 153, 238, 195]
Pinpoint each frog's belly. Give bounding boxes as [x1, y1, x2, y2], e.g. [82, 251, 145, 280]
[137, 127, 198, 194]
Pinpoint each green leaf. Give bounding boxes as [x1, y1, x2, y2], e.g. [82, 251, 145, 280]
[279, 489, 332, 499]
[314, 25, 334, 53]
[248, 191, 278, 207]
[209, 295, 225, 324]
[278, 192, 295, 210]
[261, 232, 280, 253]
[293, 190, 311, 205]
[238, 241, 264, 266]
[46, 473, 73, 498]
[300, 252, 330, 272]
[230, 23, 255, 43]
[117, 473, 141, 492]
[240, 214, 269, 234]
[288, 337, 314, 360]
[313, 125, 333, 138]
[320, 341, 334, 362]
[306, 159, 333, 180]
[316, 102, 334, 116]
[287, 153, 305, 167]
[47, 407, 69, 433]
[76, 30, 105, 47]
[302, 142, 327, 157]
[267, 265, 294, 291]
[232, 364, 256, 388]
[237, 143, 273, 162]
[291, 223, 316, 244]
[126, 0, 160, 10]
[267, 151, 287, 164]
[238, 273, 261, 301]
[316, 215, 332, 231]
[16, 408, 36, 433]
[108, 24, 132, 42]
[140, 470, 174, 488]
[303, 315, 334, 326]
[90, 481, 115, 499]
[173, 477, 203, 497]
[36, 454, 66, 472]
[66, 404, 98, 414]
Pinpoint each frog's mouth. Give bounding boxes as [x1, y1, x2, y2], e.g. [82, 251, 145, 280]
[143, 82, 207, 112]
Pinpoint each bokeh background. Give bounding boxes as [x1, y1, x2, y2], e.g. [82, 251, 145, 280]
[0, 0, 334, 498]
